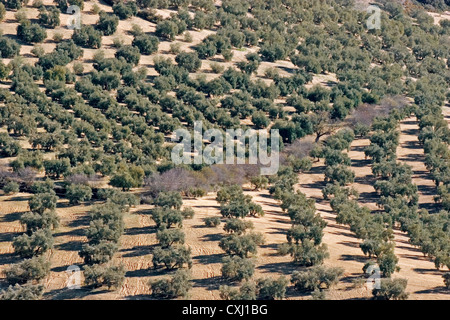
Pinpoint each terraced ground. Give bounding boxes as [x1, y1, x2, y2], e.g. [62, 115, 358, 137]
[2, 110, 448, 300]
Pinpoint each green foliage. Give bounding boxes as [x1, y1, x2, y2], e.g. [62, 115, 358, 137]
[79, 240, 118, 265]
[372, 278, 409, 300]
[152, 245, 192, 270]
[4, 256, 50, 285]
[291, 266, 344, 292]
[17, 21, 47, 44]
[12, 228, 54, 258]
[66, 183, 92, 205]
[223, 218, 253, 235]
[203, 216, 221, 227]
[20, 210, 59, 233]
[155, 191, 183, 209]
[44, 159, 71, 179]
[84, 264, 125, 290]
[251, 111, 269, 129]
[219, 233, 264, 258]
[132, 34, 159, 55]
[156, 227, 185, 247]
[256, 277, 288, 300]
[0, 283, 44, 300]
[151, 207, 184, 229]
[221, 256, 254, 282]
[109, 164, 144, 190]
[250, 176, 268, 191]
[97, 12, 119, 36]
[28, 192, 58, 214]
[0, 133, 21, 156]
[175, 51, 202, 72]
[72, 25, 102, 49]
[3, 181, 20, 195]
[115, 45, 141, 66]
[149, 269, 192, 299]
[113, 1, 138, 19]
[38, 6, 60, 29]
[156, 20, 179, 40]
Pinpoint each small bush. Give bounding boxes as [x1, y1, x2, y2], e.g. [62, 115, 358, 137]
[372, 278, 409, 300]
[291, 266, 344, 292]
[210, 62, 224, 74]
[0, 283, 44, 300]
[4, 256, 50, 285]
[221, 256, 254, 282]
[149, 269, 191, 299]
[3, 181, 20, 195]
[203, 216, 220, 227]
[84, 264, 125, 290]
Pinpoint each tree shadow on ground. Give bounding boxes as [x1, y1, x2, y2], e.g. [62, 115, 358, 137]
[191, 276, 223, 291]
[414, 286, 449, 295]
[0, 211, 25, 222]
[67, 214, 90, 228]
[55, 240, 83, 252]
[339, 254, 367, 263]
[121, 244, 157, 258]
[200, 233, 223, 242]
[44, 287, 110, 300]
[0, 252, 20, 266]
[257, 261, 298, 275]
[125, 226, 156, 236]
[194, 253, 224, 265]
[53, 228, 85, 238]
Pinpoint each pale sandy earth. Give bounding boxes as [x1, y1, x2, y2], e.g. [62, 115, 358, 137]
[428, 11, 450, 25]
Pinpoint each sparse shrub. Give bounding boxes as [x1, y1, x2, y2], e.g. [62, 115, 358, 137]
[0, 283, 44, 300]
[149, 269, 191, 299]
[97, 12, 119, 36]
[156, 228, 185, 247]
[52, 32, 64, 42]
[256, 277, 288, 300]
[291, 266, 344, 292]
[221, 256, 254, 282]
[72, 25, 102, 49]
[66, 183, 92, 205]
[132, 34, 159, 55]
[203, 216, 221, 227]
[170, 42, 182, 54]
[372, 278, 409, 300]
[17, 21, 47, 44]
[4, 256, 50, 285]
[12, 228, 54, 258]
[91, 3, 101, 14]
[84, 264, 125, 290]
[3, 181, 20, 195]
[443, 273, 450, 289]
[210, 62, 224, 74]
[183, 31, 193, 43]
[79, 240, 119, 265]
[31, 45, 45, 58]
[72, 62, 84, 75]
[152, 245, 192, 270]
[20, 210, 59, 233]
